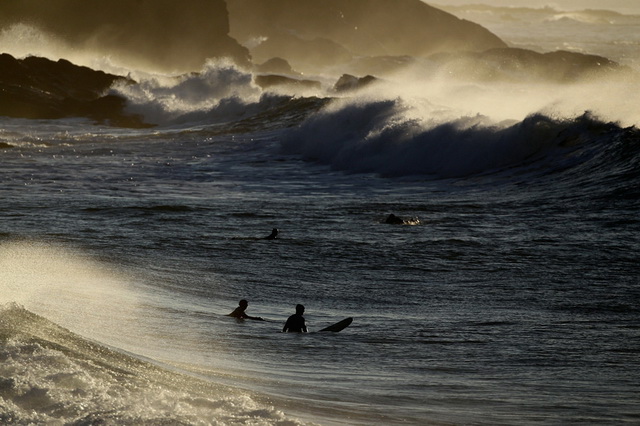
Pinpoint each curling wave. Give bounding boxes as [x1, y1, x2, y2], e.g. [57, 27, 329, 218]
[282, 98, 640, 181]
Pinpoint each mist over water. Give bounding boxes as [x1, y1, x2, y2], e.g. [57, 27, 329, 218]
[0, 241, 148, 346]
[0, 0, 248, 73]
[434, 2, 640, 70]
[1, 0, 638, 130]
[113, 61, 262, 125]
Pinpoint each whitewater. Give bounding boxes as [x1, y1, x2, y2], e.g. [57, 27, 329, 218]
[1, 3, 640, 425]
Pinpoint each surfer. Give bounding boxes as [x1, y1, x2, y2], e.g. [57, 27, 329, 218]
[265, 228, 278, 240]
[384, 214, 420, 225]
[384, 214, 405, 224]
[227, 299, 264, 321]
[282, 304, 307, 332]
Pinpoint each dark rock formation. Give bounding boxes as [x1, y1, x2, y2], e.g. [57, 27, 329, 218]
[227, 0, 507, 74]
[333, 74, 378, 93]
[254, 58, 300, 76]
[254, 75, 322, 92]
[0, 54, 150, 127]
[250, 34, 353, 73]
[0, 0, 249, 72]
[429, 48, 628, 82]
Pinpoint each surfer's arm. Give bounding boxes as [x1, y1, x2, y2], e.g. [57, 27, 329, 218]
[246, 315, 264, 321]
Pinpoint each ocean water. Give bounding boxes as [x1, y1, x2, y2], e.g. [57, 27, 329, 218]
[2, 4, 640, 426]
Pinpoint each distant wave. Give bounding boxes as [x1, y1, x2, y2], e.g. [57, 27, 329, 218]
[0, 304, 298, 425]
[545, 11, 617, 25]
[114, 60, 260, 125]
[439, 4, 636, 22]
[112, 60, 328, 129]
[0, 54, 326, 129]
[282, 98, 640, 183]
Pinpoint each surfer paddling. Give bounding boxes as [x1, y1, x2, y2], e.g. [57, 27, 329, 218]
[228, 299, 264, 321]
[264, 228, 279, 240]
[384, 214, 405, 224]
[384, 213, 421, 225]
[282, 304, 307, 332]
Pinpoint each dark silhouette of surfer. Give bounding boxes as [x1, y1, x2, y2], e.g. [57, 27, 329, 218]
[282, 304, 307, 332]
[227, 299, 264, 321]
[265, 228, 278, 240]
[385, 214, 405, 224]
[384, 214, 421, 225]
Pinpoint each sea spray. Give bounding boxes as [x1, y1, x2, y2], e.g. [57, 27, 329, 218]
[0, 305, 299, 425]
[281, 63, 640, 178]
[0, 241, 144, 344]
[0, 242, 304, 424]
[113, 60, 262, 125]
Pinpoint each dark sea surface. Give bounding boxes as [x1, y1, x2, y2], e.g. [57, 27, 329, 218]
[1, 109, 639, 424]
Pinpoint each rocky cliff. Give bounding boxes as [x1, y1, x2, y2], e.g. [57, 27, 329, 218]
[0, 0, 250, 72]
[0, 54, 148, 127]
[227, 0, 507, 74]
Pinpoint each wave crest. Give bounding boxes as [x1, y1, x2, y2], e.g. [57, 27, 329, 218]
[282, 98, 638, 179]
[114, 60, 262, 125]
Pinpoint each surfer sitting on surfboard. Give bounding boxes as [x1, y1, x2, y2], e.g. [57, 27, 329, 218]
[282, 304, 307, 332]
[228, 299, 264, 321]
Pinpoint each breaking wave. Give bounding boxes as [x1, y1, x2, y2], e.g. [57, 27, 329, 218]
[0, 304, 299, 425]
[114, 60, 261, 125]
[282, 97, 640, 182]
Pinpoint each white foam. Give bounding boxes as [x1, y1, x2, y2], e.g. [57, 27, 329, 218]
[113, 60, 262, 125]
[283, 65, 639, 178]
[0, 308, 300, 425]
